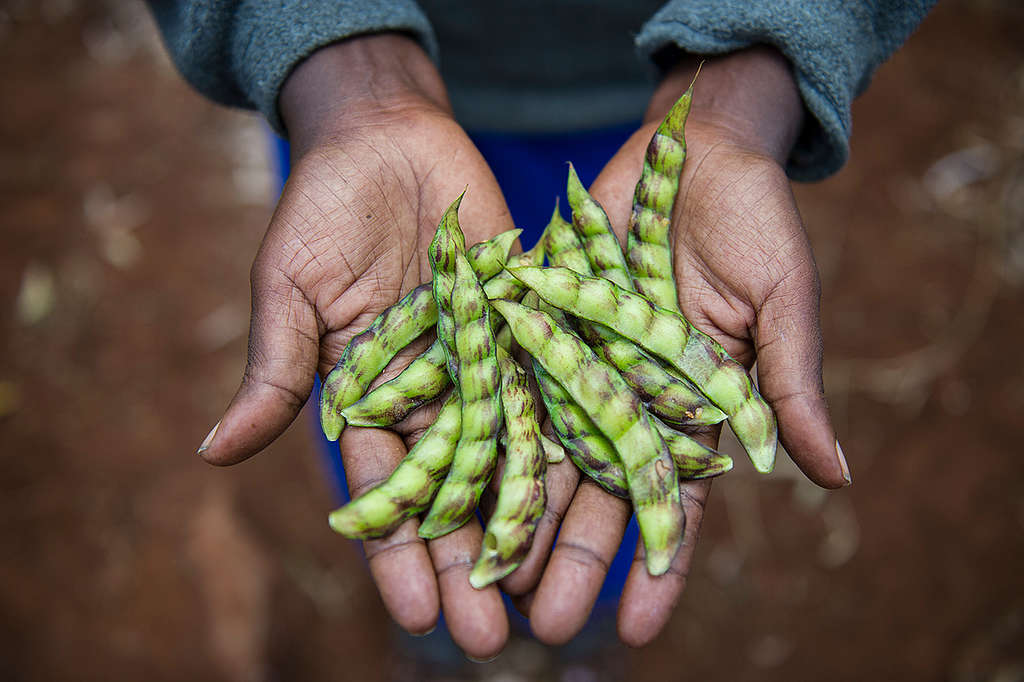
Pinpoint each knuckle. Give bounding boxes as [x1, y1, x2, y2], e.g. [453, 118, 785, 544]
[552, 539, 610, 572]
[364, 534, 423, 563]
[348, 473, 390, 500]
[434, 556, 474, 579]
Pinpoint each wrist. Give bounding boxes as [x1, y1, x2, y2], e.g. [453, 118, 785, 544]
[280, 32, 451, 155]
[647, 46, 804, 165]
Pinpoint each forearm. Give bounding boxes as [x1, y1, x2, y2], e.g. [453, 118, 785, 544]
[647, 46, 804, 166]
[146, 1, 439, 134]
[280, 33, 451, 156]
[636, 0, 936, 179]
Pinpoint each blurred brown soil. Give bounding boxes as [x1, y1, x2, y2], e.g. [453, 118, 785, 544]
[1, 2, 1022, 681]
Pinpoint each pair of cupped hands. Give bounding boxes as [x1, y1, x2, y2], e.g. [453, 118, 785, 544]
[195, 34, 850, 658]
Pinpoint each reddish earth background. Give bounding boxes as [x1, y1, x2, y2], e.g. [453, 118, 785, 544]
[2, 1, 1023, 680]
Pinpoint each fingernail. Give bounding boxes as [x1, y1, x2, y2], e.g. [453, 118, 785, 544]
[197, 420, 220, 455]
[835, 439, 851, 486]
[466, 653, 500, 664]
[410, 625, 436, 638]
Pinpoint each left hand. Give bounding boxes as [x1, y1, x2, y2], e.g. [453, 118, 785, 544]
[511, 46, 852, 647]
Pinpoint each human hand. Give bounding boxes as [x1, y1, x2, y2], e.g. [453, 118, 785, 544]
[193, 34, 520, 660]
[518, 46, 852, 647]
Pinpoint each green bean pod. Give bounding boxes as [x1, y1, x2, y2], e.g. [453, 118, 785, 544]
[540, 434, 565, 463]
[507, 266, 777, 473]
[538, 362, 729, 493]
[342, 245, 542, 428]
[319, 284, 435, 441]
[565, 163, 632, 290]
[542, 203, 591, 274]
[327, 391, 462, 539]
[341, 342, 449, 427]
[675, 326, 777, 470]
[319, 224, 517, 440]
[495, 324, 514, 352]
[484, 236, 546, 301]
[430, 194, 467, 384]
[532, 301, 602, 471]
[625, 84, 694, 311]
[419, 251, 503, 539]
[525, 239, 619, 479]
[499, 429, 565, 464]
[468, 228, 522, 278]
[492, 299, 683, 576]
[575, 322, 726, 427]
[470, 346, 547, 588]
[651, 416, 733, 480]
[534, 361, 629, 498]
[543, 201, 725, 428]
[482, 270, 528, 303]
[533, 222, 631, 493]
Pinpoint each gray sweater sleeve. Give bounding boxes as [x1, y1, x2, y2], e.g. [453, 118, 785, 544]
[146, 0, 438, 134]
[636, 1, 936, 181]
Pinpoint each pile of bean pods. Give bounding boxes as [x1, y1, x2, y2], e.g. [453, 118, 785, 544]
[319, 83, 778, 586]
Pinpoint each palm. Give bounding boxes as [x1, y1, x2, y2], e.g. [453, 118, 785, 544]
[253, 108, 514, 380]
[672, 137, 817, 368]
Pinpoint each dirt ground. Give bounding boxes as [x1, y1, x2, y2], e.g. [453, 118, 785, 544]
[1, 1, 1022, 680]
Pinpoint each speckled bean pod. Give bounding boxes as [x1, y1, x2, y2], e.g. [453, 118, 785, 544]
[326, 391, 462, 539]
[540, 434, 565, 463]
[651, 416, 733, 480]
[319, 223, 518, 440]
[565, 163, 632, 290]
[544, 201, 725, 428]
[542, 203, 591, 274]
[419, 250, 503, 539]
[341, 342, 450, 427]
[625, 84, 694, 311]
[430, 194, 468, 384]
[319, 284, 436, 441]
[469, 346, 547, 588]
[491, 299, 683, 576]
[482, 242, 545, 301]
[508, 266, 777, 473]
[538, 360, 730, 494]
[575, 322, 726, 427]
[467, 228, 523, 279]
[342, 245, 543, 428]
[534, 361, 629, 498]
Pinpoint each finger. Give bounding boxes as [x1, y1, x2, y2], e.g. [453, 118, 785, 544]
[479, 481, 498, 522]
[197, 263, 319, 465]
[499, 456, 580, 595]
[755, 268, 850, 488]
[528, 480, 632, 645]
[427, 521, 509, 661]
[617, 478, 711, 647]
[487, 451, 506, 499]
[510, 591, 534, 619]
[342, 426, 440, 635]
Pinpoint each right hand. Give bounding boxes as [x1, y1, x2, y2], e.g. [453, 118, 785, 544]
[193, 34, 520, 660]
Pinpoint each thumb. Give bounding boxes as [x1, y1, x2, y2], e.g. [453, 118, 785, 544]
[754, 268, 850, 489]
[196, 262, 320, 465]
